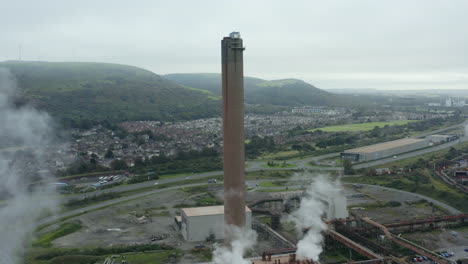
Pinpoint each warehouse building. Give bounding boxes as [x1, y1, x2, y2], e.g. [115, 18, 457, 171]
[426, 134, 459, 144]
[341, 138, 428, 162]
[178, 205, 252, 242]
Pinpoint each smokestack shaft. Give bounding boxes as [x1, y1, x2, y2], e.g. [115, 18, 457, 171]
[221, 33, 246, 235]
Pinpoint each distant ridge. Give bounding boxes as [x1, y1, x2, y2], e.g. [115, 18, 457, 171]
[0, 61, 220, 127]
[164, 73, 345, 106]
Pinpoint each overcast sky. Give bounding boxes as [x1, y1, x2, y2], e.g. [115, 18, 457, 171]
[1, 0, 467, 90]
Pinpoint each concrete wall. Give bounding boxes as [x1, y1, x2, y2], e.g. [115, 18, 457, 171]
[181, 212, 252, 242]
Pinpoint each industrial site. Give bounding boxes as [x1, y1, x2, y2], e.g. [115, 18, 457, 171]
[22, 32, 467, 264]
[2, 4, 468, 264]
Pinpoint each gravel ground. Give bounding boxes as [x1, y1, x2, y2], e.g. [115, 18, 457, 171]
[403, 226, 468, 253]
[53, 190, 191, 248]
[345, 185, 449, 224]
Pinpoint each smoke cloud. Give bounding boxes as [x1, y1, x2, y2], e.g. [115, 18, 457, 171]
[0, 68, 59, 264]
[212, 225, 257, 264]
[289, 175, 346, 261]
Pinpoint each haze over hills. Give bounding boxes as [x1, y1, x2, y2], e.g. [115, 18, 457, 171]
[0, 61, 359, 128]
[164, 73, 345, 106]
[326, 88, 468, 97]
[0, 61, 220, 127]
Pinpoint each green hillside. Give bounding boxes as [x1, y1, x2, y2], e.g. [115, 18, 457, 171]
[164, 73, 345, 106]
[0, 61, 220, 127]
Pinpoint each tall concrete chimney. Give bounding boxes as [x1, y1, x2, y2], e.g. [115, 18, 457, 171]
[221, 32, 246, 241]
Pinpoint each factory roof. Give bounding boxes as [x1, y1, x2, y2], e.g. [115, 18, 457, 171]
[182, 205, 251, 217]
[344, 138, 426, 154]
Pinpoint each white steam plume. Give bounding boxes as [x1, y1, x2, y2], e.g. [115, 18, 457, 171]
[0, 68, 59, 264]
[212, 225, 257, 264]
[289, 175, 346, 261]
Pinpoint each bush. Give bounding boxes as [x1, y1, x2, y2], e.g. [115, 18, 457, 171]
[50, 255, 101, 264]
[386, 201, 402, 207]
[65, 193, 122, 208]
[34, 222, 82, 247]
[35, 244, 174, 260]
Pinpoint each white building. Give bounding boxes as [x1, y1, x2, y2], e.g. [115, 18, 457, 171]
[446, 98, 453, 107]
[179, 205, 252, 242]
[445, 97, 466, 107]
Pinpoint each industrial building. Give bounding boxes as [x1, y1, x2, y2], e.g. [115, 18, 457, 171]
[426, 134, 459, 144]
[178, 205, 252, 242]
[341, 138, 428, 162]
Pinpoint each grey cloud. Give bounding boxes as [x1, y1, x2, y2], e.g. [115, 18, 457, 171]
[1, 0, 467, 89]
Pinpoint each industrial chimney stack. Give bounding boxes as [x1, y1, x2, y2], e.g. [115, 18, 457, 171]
[221, 32, 246, 241]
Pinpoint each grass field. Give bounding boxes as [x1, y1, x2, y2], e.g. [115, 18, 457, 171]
[259, 180, 288, 188]
[27, 249, 182, 264]
[246, 170, 296, 180]
[182, 85, 220, 100]
[34, 222, 82, 247]
[261, 162, 297, 169]
[123, 250, 183, 264]
[308, 120, 417, 132]
[256, 188, 303, 192]
[343, 172, 468, 212]
[255, 150, 300, 161]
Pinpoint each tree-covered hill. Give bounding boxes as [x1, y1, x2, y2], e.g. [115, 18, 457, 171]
[164, 73, 346, 106]
[0, 61, 220, 127]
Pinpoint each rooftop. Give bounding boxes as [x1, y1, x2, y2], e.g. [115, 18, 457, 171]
[182, 205, 251, 217]
[344, 138, 426, 154]
[229, 32, 241, 39]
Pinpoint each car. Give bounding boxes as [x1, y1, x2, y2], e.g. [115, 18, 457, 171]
[185, 177, 190, 180]
[464, 248, 468, 252]
[412, 258, 418, 262]
[393, 155, 398, 158]
[153, 182, 159, 185]
[422, 256, 428, 260]
[193, 244, 206, 252]
[417, 257, 423, 262]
